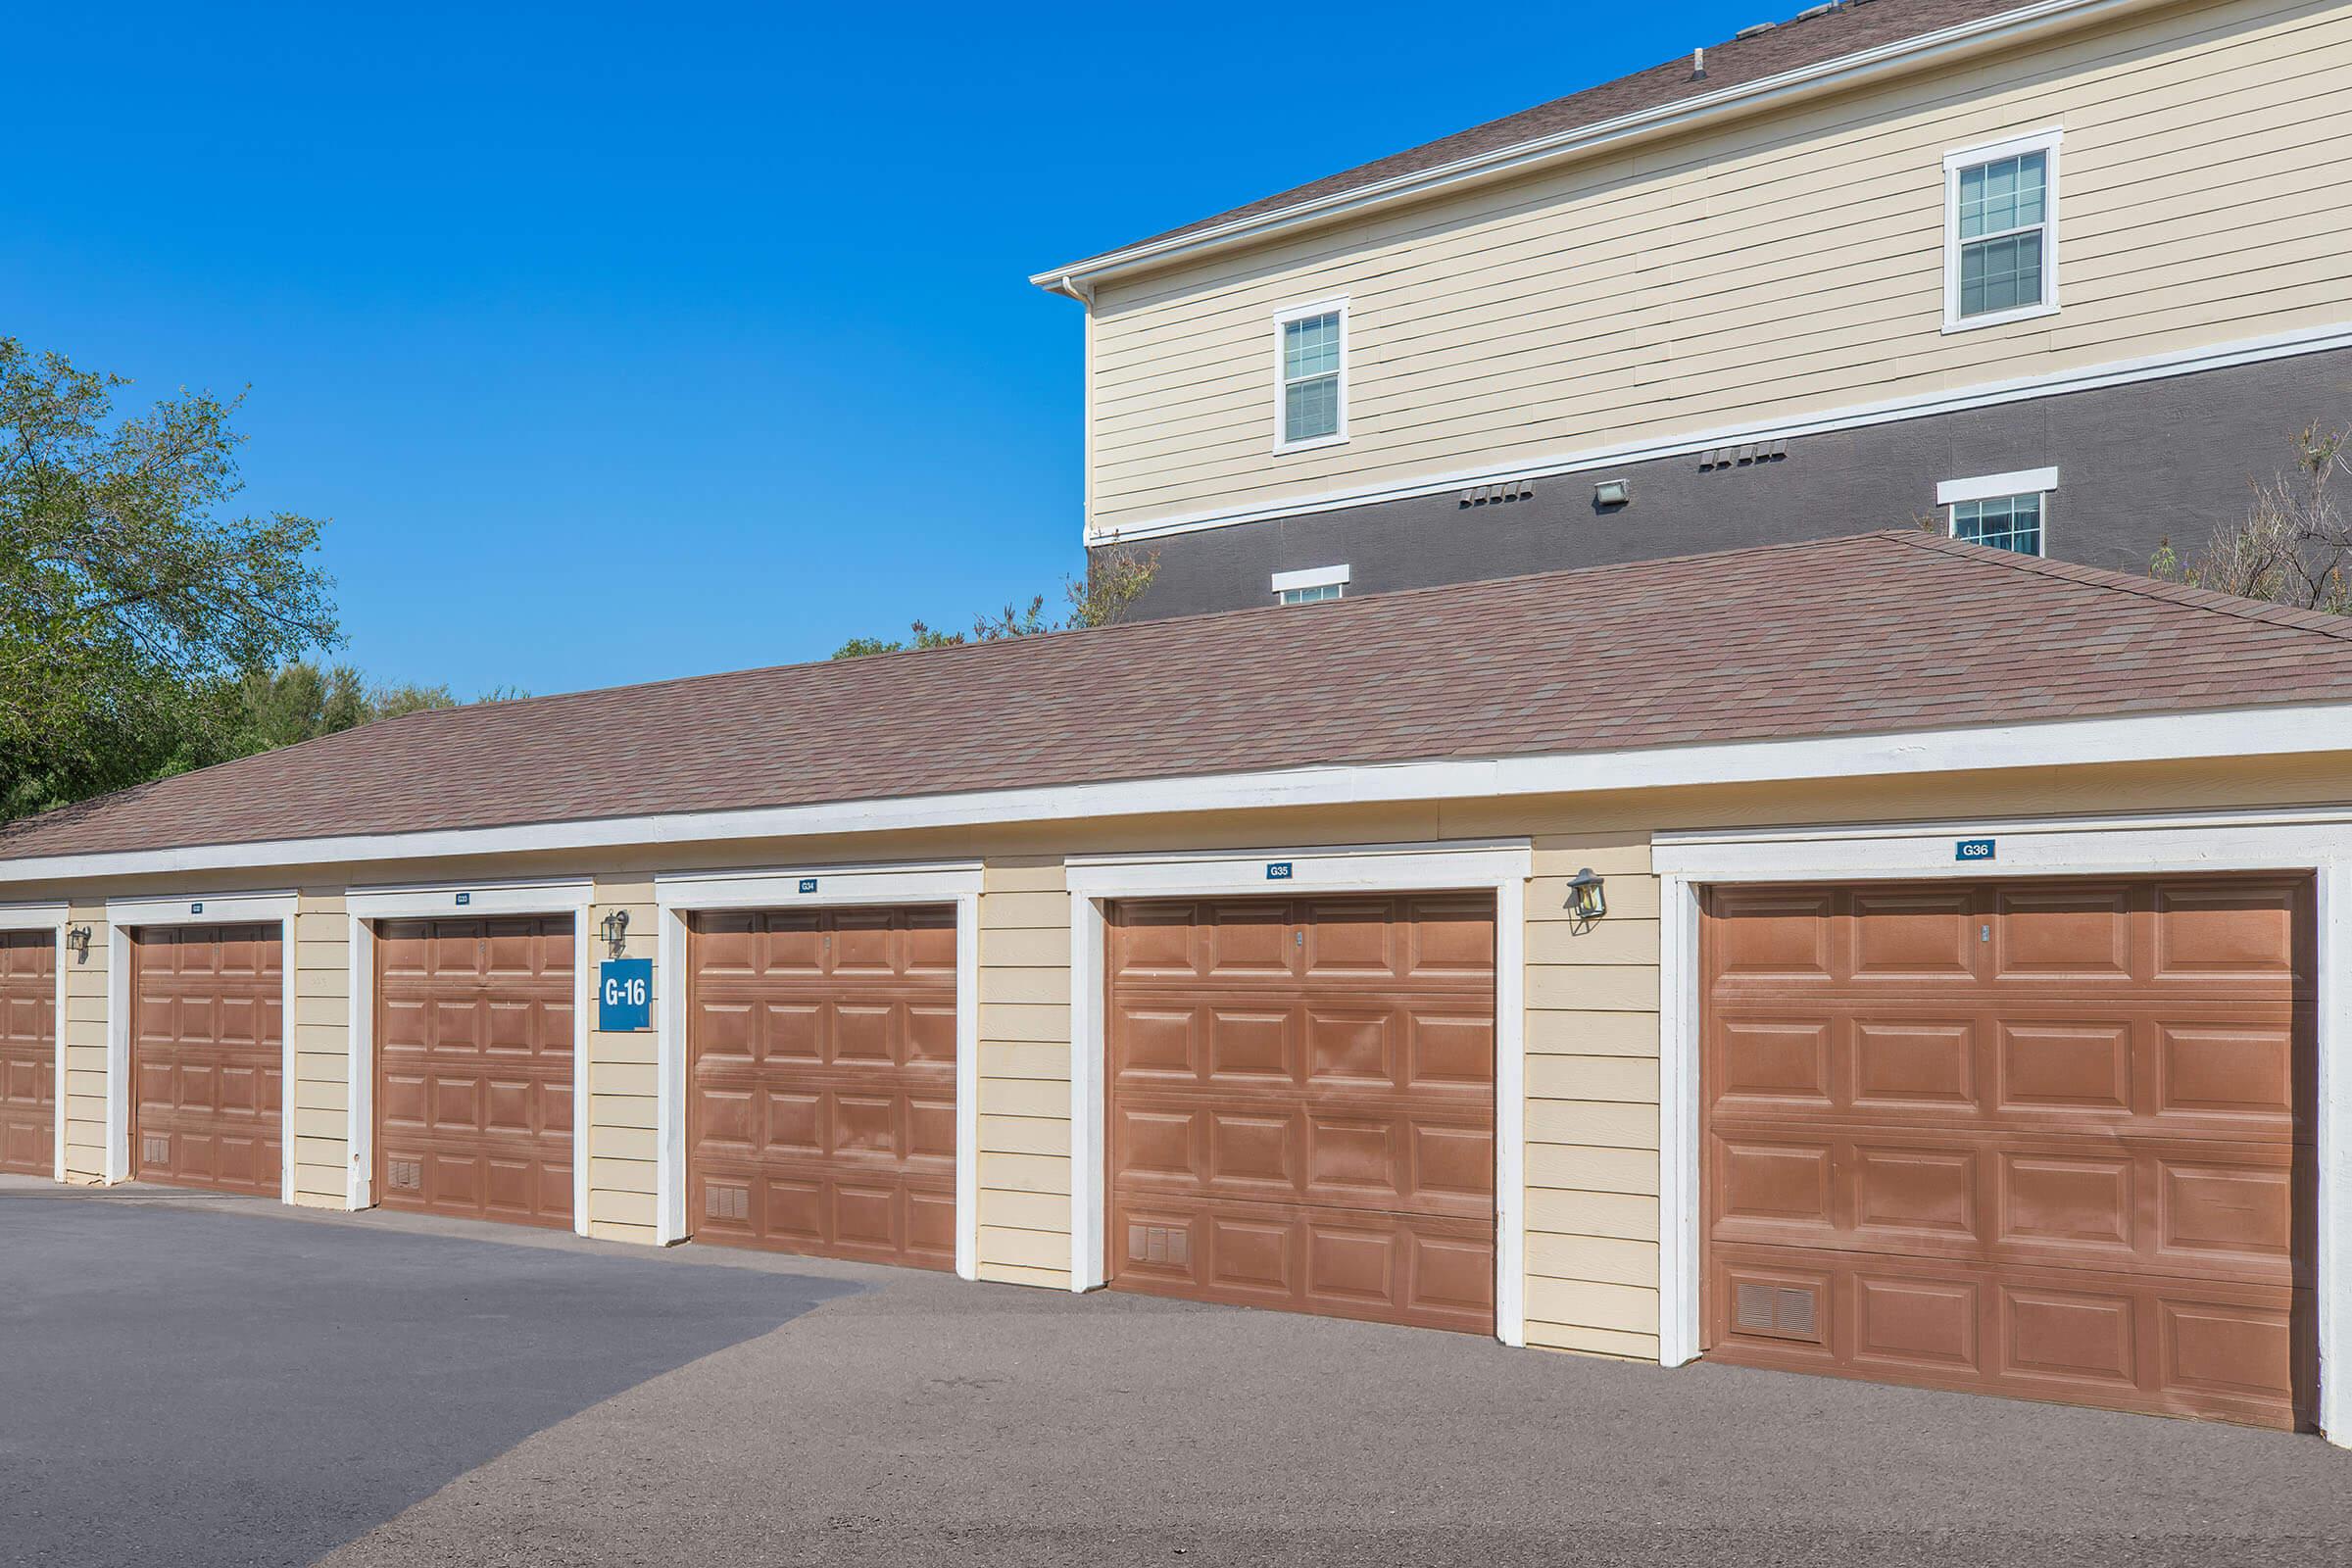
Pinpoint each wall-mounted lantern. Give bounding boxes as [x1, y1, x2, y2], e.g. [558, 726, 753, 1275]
[65, 925, 93, 963]
[1564, 868, 1608, 922]
[599, 908, 630, 957]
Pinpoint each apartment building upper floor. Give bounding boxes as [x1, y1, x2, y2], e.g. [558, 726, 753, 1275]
[1035, 0, 2352, 616]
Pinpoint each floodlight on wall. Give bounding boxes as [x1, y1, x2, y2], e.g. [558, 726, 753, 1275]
[65, 925, 93, 963]
[600, 908, 630, 957]
[1564, 868, 1608, 922]
[1592, 478, 1631, 509]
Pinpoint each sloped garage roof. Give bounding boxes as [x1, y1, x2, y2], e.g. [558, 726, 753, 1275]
[6, 530, 2351, 861]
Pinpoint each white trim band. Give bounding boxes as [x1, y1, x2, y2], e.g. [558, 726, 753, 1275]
[1937, 466, 2058, 505]
[1081, 321, 2352, 547]
[16, 700, 2352, 890]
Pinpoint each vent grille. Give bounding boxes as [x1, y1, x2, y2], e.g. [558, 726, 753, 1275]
[1128, 1223, 1190, 1267]
[386, 1157, 422, 1192]
[706, 1184, 749, 1222]
[1733, 1278, 1824, 1343]
[139, 1134, 170, 1167]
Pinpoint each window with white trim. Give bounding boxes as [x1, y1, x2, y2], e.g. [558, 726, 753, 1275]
[1936, 466, 2056, 557]
[1943, 129, 2060, 330]
[1271, 563, 1348, 604]
[1274, 300, 1348, 450]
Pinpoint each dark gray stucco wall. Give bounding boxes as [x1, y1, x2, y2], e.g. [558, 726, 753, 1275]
[1109, 347, 2352, 620]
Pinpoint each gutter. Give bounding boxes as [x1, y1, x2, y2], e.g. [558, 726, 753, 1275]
[1030, 0, 2151, 299]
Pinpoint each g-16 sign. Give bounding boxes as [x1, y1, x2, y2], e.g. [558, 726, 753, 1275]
[599, 958, 653, 1032]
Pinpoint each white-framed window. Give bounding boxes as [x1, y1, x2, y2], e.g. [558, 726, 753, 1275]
[1942, 127, 2061, 332]
[1936, 466, 2057, 557]
[1273, 297, 1348, 452]
[1271, 563, 1348, 604]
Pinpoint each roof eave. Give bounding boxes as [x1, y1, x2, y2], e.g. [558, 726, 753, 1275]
[1027, 0, 2149, 299]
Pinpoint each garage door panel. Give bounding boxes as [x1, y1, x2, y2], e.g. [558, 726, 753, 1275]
[687, 906, 957, 1269]
[1109, 894, 1495, 1333]
[1714, 1238, 2312, 1424]
[1704, 875, 2315, 1427]
[373, 915, 573, 1229]
[131, 924, 282, 1197]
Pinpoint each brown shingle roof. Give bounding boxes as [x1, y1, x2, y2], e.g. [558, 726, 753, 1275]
[8, 530, 2352, 862]
[1050, 0, 2040, 275]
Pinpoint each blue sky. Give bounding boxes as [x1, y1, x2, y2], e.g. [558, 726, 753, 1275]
[6, 1, 1760, 697]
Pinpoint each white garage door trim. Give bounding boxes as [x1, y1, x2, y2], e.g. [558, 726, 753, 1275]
[1653, 806, 2352, 1448]
[1064, 839, 1534, 1347]
[0, 903, 70, 1183]
[654, 861, 984, 1279]
[345, 879, 595, 1231]
[103, 891, 300, 1199]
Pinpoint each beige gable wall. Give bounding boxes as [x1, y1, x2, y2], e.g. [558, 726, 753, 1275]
[1085, 0, 2352, 536]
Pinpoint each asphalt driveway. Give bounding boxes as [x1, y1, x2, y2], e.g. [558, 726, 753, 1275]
[4, 1181, 2348, 1568]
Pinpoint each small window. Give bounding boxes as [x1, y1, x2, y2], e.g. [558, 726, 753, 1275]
[1937, 467, 2055, 557]
[1274, 299, 1348, 450]
[1950, 493, 2043, 556]
[1271, 564, 1348, 604]
[1943, 130, 2060, 331]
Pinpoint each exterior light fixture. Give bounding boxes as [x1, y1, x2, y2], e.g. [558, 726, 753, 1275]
[599, 908, 630, 956]
[65, 925, 93, 962]
[1565, 868, 1608, 922]
[1592, 478, 1631, 509]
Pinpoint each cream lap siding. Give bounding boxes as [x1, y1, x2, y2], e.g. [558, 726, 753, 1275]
[586, 877, 659, 1244]
[976, 858, 1074, 1288]
[291, 892, 351, 1207]
[1085, 0, 2352, 536]
[61, 902, 108, 1183]
[1523, 837, 1662, 1360]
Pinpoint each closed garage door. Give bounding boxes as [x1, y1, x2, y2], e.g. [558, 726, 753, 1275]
[131, 925, 282, 1196]
[687, 906, 956, 1268]
[1106, 895, 1495, 1333]
[375, 917, 575, 1228]
[0, 931, 56, 1175]
[1703, 875, 2315, 1428]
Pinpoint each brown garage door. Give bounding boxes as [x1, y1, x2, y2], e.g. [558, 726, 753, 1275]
[375, 916, 575, 1228]
[1106, 894, 1496, 1333]
[131, 924, 283, 1196]
[0, 930, 56, 1176]
[1703, 875, 2316, 1428]
[688, 906, 957, 1267]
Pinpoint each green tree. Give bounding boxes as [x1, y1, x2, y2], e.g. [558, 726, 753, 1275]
[832, 548, 1159, 660]
[0, 339, 341, 817]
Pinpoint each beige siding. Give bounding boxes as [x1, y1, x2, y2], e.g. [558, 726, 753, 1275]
[976, 858, 1072, 1287]
[586, 877, 660, 1244]
[61, 903, 108, 1183]
[1086, 0, 2352, 535]
[290, 892, 351, 1208]
[1521, 836, 1661, 1359]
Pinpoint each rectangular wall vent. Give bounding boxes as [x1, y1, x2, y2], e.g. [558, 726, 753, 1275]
[706, 1185, 750, 1221]
[140, 1135, 170, 1167]
[1734, 1277, 1824, 1343]
[386, 1157, 422, 1191]
[1128, 1223, 1190, 1267]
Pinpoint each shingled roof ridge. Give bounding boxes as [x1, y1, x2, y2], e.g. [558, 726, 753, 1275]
[1889, 529, 2352, 646]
